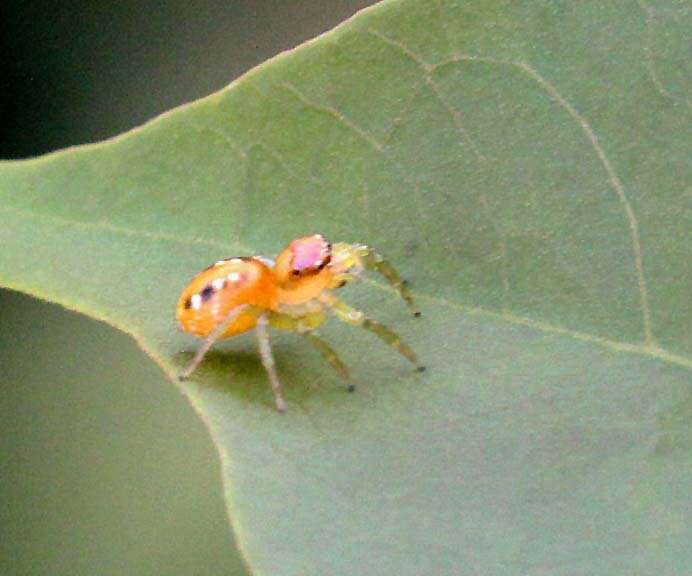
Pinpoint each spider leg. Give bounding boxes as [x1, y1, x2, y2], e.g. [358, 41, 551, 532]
[301, 331, 354, 392]
[267, 310, 353, 391]
[256, 314, 287, 413]
[179, 304, 250, 380]
[320, 293, 424, 372]
[356, 245, 421, 317]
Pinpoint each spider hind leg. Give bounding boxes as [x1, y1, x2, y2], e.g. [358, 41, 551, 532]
[256, 314, 287, 413]
[178, 304, 250, 381]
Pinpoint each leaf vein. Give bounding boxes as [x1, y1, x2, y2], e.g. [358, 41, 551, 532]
[366, 28, 486, 162]
[369, 278, 691, 372]
[637, 0, 692, 109]
[279, 81, 384, 152]
[417, 53, 656, 346]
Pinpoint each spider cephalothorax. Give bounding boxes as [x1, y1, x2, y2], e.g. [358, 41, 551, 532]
[277, 234, 332, 278]
[176, 234, 422, 412]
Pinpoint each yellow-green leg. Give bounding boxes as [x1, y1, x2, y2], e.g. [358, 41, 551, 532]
[319, 293, 424, 372]
[356, 245, 421, 317]
[301, 331, 354, 391]
[268, 310, 353, 391]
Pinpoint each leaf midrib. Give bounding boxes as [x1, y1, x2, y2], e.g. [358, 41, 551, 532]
[3, 203, 690, 373]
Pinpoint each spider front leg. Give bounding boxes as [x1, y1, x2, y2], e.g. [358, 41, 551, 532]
[319, 293, 424, 372]
[268, 310, 353, 392]
[355, 245, 421, 317]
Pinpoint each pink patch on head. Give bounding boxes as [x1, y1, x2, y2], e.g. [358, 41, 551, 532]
[291, 235, 329, 272]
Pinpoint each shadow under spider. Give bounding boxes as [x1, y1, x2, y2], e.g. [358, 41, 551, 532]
[172, 347, 349, 410]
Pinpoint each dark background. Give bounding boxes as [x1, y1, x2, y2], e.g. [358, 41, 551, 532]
[0, 2, 375, 574]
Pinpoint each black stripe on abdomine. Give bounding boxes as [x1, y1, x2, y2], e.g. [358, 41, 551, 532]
[200, 285, 214, 301]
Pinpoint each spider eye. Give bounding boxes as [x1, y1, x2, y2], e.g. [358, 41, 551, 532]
[289, 234, 332, 276]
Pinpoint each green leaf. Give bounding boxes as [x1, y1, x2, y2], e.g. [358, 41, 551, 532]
[1, 0, 690, 573]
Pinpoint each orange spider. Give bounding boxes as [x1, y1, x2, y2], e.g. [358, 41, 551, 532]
[176, 234, 423, 411]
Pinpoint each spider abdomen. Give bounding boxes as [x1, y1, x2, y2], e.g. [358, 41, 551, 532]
[176, 257, 276, 338]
